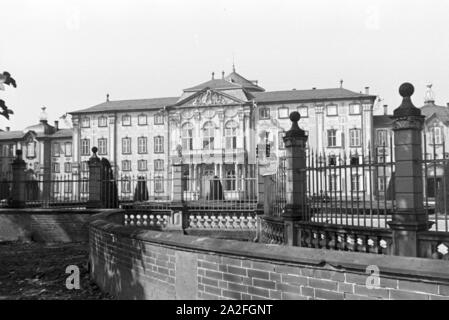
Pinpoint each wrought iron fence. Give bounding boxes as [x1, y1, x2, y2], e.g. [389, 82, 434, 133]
[304, 143, 395, 229]
[422, 133, 449, 232]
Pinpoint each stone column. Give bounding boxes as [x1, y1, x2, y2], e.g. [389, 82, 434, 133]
[87, 147, 102, 208]
[388, 83, 432, 257]
[10, 150, 27, 208]
[282, 112, 309, 246]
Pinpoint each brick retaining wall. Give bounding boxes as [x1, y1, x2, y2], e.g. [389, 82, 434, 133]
[89, 211, 449, 300]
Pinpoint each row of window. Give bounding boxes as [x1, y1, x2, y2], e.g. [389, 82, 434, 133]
[181, 121, 238, 151]
[52, 162, 72, 173]
[276, 129, 363, 149]
[81, 114, 164, 128]
[259, 104, 363, 120]
[77, 159, 165, 172]
[51, 177, 165, 194]
[81, 136, 164, 156]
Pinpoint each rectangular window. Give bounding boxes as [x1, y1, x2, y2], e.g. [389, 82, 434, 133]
[259, 108, 270, 119]
[98, 138, 108, 155]
[329, 174, 338, 192]
[278, 131, 285, 149]
[298, 106, 309, 117]
[81, 178, 88, 193]
[154, 177, 164, 193]
[376, 130, 388, 147]
[278, 107, 289, 119]
[64, 162, 72, 173]
[137, 137, 148, 154]
[53, 181, 60, 194]
[349, 104, 361, 115]
[349, 129, 361, 147]
[26, 142, 36, 158]
[64, 142, 72, 157]
[225, 170, 236, 191]
[137, 160, 147, 171]
[122, 115, 131, 126]
[81, 161, 89, 172]
[52, 163, 60, 173]
[122, 137, 131, 154]
[98, 116, 108, 127]
[121, 179, 131, 193]
[121, 160, 131, 171]
[52, 143, 60, 157]
[326, 105, 338, 116]
[430, 127, 443, 145]
[351, 174, 360, 191]
[138, 114, 147, 126]
[81, 139, 90, 156]
[81, 117, 90, 128]
[64, 182, 72, 194]
[154, 136, 164, 153]
[378, 177, 386, 192]
[327, 129, 337, 147]
[154, 113, 164, 125]
[154, 159, 164, 171]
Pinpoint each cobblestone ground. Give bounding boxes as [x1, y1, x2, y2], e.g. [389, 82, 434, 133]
[0, 242, 112, 300]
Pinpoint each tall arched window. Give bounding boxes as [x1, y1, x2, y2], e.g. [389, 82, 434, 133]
[202, 122, 215, 150]
[181, 122, 194, 151]
[225, 120, 238, 149]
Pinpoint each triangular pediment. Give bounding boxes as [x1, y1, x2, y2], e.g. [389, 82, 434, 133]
[175, 88, 246, 107]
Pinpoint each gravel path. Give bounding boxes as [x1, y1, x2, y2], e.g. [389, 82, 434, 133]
[0, 242, 112, 300]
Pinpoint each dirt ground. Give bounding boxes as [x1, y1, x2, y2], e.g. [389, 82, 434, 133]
[0, 242, 112, 300]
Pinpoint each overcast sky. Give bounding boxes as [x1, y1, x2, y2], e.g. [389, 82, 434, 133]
[1, 0, 448, 130]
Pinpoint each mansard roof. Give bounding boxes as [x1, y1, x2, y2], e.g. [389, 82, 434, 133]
[253, 88, 376, 104]
[70, 97, 179, 114]
[183, 78, 243, 92]
[421, 102, 449, 125]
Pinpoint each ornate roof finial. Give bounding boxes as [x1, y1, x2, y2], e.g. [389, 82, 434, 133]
[340, 79, 343, 88]
[39, 106, 48, 122]
[424, 84, 435, 104]
[106, 93, 110, 102]
[212, 72, 215, 80]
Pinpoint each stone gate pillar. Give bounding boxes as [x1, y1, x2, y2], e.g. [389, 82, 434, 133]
[388, 83, 432, 257]
[88, 147, 102, 208]
[282, 111, 309, 245]
[10, 150, 27, 208]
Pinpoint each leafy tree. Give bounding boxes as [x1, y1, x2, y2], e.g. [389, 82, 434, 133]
[0, 71, 16, 120]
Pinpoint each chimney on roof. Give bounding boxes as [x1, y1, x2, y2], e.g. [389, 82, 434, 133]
[212, 72, 215, 80]
[365, 87, 370, 95]
[6, 127, 10, 132]
[54, 121, 59, 131]
[383, 105, 388, 116]
[340, 79, 343, 88]
[222, 71, 225, 79]
[106, 93, 110, 102]
[312, 87, 316, 90]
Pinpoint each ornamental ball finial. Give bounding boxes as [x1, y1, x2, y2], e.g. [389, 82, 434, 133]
[290, 111, 301, 123]
[399, 83, 414, 98]
[92, 146, 98, 154]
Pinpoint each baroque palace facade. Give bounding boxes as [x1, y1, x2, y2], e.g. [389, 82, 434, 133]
[69, 68, 377, 199]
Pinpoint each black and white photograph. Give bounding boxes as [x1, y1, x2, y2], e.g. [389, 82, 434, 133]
[1, 0, 449, 306]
